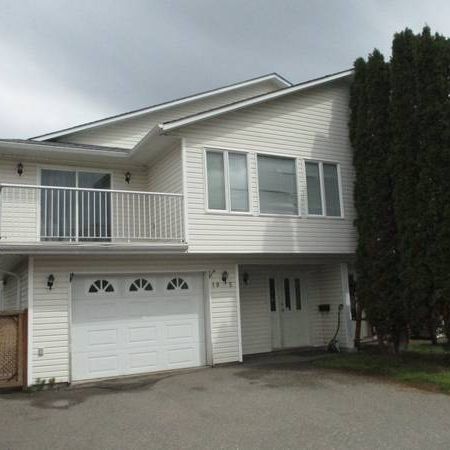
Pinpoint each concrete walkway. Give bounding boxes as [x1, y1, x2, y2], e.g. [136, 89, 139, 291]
[1, 352, 450, 450]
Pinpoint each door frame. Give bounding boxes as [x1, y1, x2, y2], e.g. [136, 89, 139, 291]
[37, 167, 113, 242]
[68, 270, 212, 383]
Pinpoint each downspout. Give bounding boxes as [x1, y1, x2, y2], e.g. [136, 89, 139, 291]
[0, 269, 21, 310]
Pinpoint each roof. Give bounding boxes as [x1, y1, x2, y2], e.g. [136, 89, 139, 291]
[31, 73, 292, 141]
[158, 69, 353, 133]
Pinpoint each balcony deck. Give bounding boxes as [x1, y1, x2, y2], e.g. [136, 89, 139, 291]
[0, 183, 185, 251]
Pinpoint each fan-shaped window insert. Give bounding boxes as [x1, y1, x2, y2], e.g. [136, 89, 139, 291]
[166, 277, 189, 291]
[129, 278, 153, 292]
[88, 279, 115, 294]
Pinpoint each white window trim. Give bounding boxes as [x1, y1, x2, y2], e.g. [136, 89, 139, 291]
[304, 159, 344, 219]
[204, 148, 252, 215]
[255, 153, 301, 217]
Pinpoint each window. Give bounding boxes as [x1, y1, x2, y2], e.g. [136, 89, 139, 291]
[269, 278, 276, 311]
[294, 278, 302, 310]
[257, 155, 298, 215]
[88, 279, 114, 294]
[167, 277, 189, 290]
[206, 150, 249, 212]
[305, 161, 342, 217]
[284, 278, 291, 311]
[129, 278, 153, 292]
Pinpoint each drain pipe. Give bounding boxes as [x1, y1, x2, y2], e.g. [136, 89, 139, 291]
[0, 269, 21, 310]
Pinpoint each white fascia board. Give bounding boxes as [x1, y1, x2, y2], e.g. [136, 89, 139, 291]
[159, 70, 353, 133]
[0, 141, 128, 158]
[31, 74, 291, 141]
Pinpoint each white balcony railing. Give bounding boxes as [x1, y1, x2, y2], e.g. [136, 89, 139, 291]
[0, 184, 184, 244]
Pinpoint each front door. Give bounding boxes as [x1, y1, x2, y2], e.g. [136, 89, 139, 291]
[269, 272, 310, 349]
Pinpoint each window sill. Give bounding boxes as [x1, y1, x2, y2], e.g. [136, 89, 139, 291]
[258, 213, 301, 218]
[306, 214, 345, 220]
[205, 209, 253, 216]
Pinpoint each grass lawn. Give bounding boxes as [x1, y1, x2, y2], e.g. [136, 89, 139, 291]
[313, 340, 450, 394]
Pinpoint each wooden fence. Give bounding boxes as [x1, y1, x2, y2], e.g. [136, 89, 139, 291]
[0, 310, 27, 389]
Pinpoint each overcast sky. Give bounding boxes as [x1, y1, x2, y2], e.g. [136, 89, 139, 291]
[2, 0, 450, 138]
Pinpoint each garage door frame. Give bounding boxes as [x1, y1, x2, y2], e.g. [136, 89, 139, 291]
[68, 270, 212, 382]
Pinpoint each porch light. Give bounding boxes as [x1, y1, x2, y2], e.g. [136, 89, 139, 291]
[17, 162, 23, 176]
[47, 274, 55, 290]
[242, 272, 249, 285]
[125, 171, 132, 184]
[221, 271, 229, 284]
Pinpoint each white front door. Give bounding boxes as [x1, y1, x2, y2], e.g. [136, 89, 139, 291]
[71, 273, 206, 381]
[269, 272, 310, 349]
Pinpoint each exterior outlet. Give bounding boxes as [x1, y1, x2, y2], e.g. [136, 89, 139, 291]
[38, 348, 44, 357]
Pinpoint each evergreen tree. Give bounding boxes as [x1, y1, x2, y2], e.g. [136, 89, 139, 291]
[350, 26, 450, 350]
[350, 51, 401, 348]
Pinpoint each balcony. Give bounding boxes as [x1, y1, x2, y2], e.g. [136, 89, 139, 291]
[0, 184, 185, 248]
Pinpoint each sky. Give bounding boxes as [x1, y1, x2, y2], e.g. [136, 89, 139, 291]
[1, 0, 450, 138]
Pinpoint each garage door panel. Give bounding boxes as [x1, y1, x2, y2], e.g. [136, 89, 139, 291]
[166, 347, 196, 367]
[71, 273, 206, 381]
[127, 325, 159, 344]
[73, 300, 120, 323]
[127, 350, 159, 371]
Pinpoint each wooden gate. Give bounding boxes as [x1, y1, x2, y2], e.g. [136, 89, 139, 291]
[0, 310, 27, 389]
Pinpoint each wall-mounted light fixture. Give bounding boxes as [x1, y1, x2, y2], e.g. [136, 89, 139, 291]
[242, 272, 249, 286]
[47, 274, 55, 290]
[17, 162, 24, 176]
[125, 171, 132, 184]
[221, 271, 229, 284]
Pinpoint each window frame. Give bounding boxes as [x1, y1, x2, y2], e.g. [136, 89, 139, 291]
[204, 148, 251, 215]
[255, 152, 301, 217]
[304, 159, 344, 219]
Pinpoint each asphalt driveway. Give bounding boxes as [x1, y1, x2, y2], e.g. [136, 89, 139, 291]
[1, 352, 450, 450]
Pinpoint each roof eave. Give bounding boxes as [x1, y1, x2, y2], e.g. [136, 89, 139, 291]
[159, 69, 354, 133]
[30, 73, 292, 142]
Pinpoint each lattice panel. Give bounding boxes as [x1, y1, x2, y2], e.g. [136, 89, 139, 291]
[0, 316, 18, 382]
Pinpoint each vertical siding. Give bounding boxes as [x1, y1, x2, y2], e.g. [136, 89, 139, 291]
[31, 256, 240, 384]
[53, 81, 281, 149]
[179, 81, 357, 253]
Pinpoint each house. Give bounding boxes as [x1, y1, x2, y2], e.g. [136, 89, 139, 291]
[0, 70, 362, 386]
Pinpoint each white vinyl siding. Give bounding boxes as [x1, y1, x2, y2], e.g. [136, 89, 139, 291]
[239, 263, 352, 355]
[53, 81, 281, 149]
[147, 145, 183, 193]
[30, 256, 240, 384]
[179, 81, 356, 253]
[1, 261, 28, 311]
[0, 158, 148, 243]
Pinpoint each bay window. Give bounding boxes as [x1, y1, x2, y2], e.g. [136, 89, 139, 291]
[305, 161, 342, 217]
[257, 155, 298, 215]
[206, 150, 249, 212]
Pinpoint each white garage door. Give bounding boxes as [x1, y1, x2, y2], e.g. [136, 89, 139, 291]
[71, 273, 206, 381]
